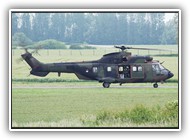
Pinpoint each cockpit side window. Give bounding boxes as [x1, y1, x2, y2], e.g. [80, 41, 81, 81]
[159, 64, 165, 70]
[152, 64, 160, 74]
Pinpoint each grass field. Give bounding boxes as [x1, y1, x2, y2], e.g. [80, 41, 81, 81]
[11, 45, 179, 128]
[12, 88, 178, 127]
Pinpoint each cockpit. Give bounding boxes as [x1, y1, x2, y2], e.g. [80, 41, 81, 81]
[152, 63, 166, 74]
[152, 63, 174, 79]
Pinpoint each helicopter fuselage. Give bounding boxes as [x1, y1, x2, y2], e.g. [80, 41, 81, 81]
[21, 51, 174, 88]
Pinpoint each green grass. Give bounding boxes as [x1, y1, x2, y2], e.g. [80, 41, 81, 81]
[12, 78, 178, 83]
[12, 88, 178, 127]
[81, 101, 178, 127]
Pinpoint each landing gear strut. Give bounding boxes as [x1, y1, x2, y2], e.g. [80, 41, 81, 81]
[103, 82, 110, 88]
[153, 83, 158, 88]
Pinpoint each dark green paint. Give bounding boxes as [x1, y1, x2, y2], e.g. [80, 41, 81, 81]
[21, 46, 174, 88]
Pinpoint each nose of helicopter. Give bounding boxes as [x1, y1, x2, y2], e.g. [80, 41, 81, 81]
[167, 71, 174, 79]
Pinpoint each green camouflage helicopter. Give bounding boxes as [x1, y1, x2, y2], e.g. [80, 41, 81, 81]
[20, 45, 174, 88]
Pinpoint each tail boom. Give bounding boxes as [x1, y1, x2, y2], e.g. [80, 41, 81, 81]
[21, 52, 49, 77]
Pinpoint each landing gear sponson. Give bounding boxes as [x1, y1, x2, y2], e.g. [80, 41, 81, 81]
[102, 82, 159, 88]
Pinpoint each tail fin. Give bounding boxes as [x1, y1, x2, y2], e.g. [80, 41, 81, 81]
[21, 52, 49, 77]
[21, 52, 41, 69]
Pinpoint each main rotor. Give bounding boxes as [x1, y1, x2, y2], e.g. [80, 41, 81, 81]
[114, 45, 170, 52]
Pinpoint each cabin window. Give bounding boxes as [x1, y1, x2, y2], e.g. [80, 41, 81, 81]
[132, 66, 137, 72]
[138, 66, 142, 71]
[119, 66, 123, 72]
[86, 69, 89, 73]
[133, 66, 142, 72]
[107, 67, 112, 72]
[92, 67, 98, 73]
[120, 74, 124, 79]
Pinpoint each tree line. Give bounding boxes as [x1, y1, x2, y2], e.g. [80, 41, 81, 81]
[12, 12, 178, 45]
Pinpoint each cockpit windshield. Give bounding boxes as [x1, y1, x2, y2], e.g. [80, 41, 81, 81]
[159, 64, 165, 70]
[152, 63, 166, 74]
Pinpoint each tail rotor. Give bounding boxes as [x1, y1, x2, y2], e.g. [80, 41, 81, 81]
[30, 45, 42, 56]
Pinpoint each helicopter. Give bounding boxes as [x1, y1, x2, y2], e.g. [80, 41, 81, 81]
[20, 45, 174, 88]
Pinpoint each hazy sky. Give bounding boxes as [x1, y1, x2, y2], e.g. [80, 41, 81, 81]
[164, 13, 175, 22]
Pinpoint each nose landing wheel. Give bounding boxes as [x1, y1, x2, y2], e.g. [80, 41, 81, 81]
[153, 83, 158, 88]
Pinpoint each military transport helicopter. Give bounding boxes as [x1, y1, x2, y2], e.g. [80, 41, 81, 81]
[20, 45, 174, 88]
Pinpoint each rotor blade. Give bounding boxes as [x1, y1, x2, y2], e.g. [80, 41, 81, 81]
[17, 47, 30, 54]
[125, 47, 171, 52]
[32, 51, 41, 56]
[114, 45, 127, 51]
[114, 45, 123, 49]
[160, 61, 165, 64]
[115, 45, 174, 52]
[31, 45, 43, 55]
[24, 48, 29, 53]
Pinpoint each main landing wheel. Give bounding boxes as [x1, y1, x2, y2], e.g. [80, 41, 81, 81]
[103, 82, 110, 88]
[153, 83, 158, 88]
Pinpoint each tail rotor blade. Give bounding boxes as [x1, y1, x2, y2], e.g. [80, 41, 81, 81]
[31, 45, 42, 55]
[24, 48, 29, 53]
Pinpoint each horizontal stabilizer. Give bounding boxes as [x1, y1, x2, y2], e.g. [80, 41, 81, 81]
[30, 70, 49, 77]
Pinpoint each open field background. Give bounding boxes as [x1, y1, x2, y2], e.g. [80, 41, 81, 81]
[11, 45, 179, 128]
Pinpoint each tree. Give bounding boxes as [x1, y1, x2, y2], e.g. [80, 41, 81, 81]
[12, 32, 33, 47]
[82, 13, 96, 44]
[127, 13, 138, 44]
[12, 13, 19, 35]
[149, 13, 165, 44]
[18, 13, 32, 39]
[135, 13, 147, 44]
[49, 13, 66, 41]
[32, 13, 50, 41]
[115, 13, 128, 44]
[71, 13, 86, 43]
[173, 13, 179, 44]
[90, 13, 120, 44]
[161, 13, 178, 44]
[11, 12, 176, 45]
